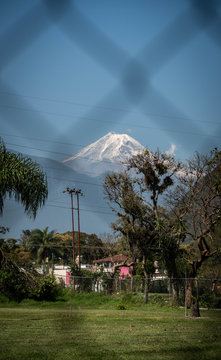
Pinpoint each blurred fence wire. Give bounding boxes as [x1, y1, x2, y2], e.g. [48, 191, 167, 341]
[1, 0, 221, 230]
[1, 0, 221, 150]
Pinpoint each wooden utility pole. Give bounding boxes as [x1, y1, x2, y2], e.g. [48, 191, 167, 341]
[73, 189, 83, 269]
[63, 187, 76, 263]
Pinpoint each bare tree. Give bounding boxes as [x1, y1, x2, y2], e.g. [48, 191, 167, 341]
[167, 149, 221, 316]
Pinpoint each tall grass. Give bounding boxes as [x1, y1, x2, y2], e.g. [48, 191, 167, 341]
[0, 300, 220, 360]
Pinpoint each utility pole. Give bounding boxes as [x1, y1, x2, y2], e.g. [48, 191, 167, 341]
[63, 187, 75, 263]
[73, 189, 83, 269]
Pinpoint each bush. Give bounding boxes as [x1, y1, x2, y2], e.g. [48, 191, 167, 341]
[0, 265, 30, 301]
[31, 276, 60, 301]
[116, 303, 127, 310]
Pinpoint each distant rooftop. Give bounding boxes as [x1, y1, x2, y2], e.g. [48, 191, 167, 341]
[93, 254, 131, 264]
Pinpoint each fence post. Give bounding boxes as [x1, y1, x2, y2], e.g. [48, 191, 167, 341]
[196, 279, 199, 303]
[144, 278, 148, 304]
[168, 278, 171, 304]
[131, 277, 133, 292]
[185, 277, 188, 317]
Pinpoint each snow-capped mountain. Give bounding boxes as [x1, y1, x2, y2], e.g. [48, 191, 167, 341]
[62, 132, 145, 177]
[3, 133, 145, 239]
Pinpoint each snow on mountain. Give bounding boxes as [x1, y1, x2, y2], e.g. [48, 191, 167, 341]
[62, 132, 145, 177]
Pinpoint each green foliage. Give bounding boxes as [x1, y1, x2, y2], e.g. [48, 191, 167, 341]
[31, 276, 60, 301]
[0, 138, 48, 218]
[27, 227, 63, 266]
[0, 238, 61, 302]
[104, 149, 182, 281]
[50, 231, 105, 265]
[0, 263, 30, 301]
[135, 259, 155, 277]
[104, 171, 157, 262]
[0, 238, 34, 301]
[149, 279, 169, 294]
[116, 302, 127, 310]
[69, 262, 112, 293]
[0, 263, 61, 302]
[148, 294, 166, 306]
[156, 216, 187, 278]
[128, 149, 180, 208]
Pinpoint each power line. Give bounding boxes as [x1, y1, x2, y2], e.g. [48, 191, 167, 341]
[5, 141, 71, 157]
[5, 198, 114, 216]
[47, 176, 103, 188]
[0, 91, 141, 113]
[4, 141, 127, 166]
[1, 132, 87, 148]
[5, 242, 165, 252]
[0, 91, 220, 126]
[1, 105, 220, 138]
[3, 141, 136, 177]
[14, 244, 109, 249]
[47, 199, 111, 211]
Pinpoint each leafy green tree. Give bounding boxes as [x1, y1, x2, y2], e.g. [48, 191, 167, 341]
[54, 231, 105, 265]
[104, 150, 181, 302]
[156, 216, 187, 303]
[104, 171, 156, 263]
[0, 138, 48, 218]
[80, 233, 105, 264]
[0, 238, 37, 301]
[127, 149, 181, 218]
[27, 227, 63, 271]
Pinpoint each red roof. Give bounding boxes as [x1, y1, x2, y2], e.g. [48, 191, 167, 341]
[93, 254, 130, 264]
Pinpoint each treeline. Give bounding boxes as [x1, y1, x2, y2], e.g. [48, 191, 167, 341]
[0, 227, 119, 267]
[0, 227, 113, 301]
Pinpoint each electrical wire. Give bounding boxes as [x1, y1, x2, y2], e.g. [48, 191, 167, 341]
[0, 91, 220, 125]
[1, 105, 220, 138]
[5, 197, 114, 217]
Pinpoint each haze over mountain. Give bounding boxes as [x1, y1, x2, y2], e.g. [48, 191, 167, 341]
[3, 133, 145, 239]
[62, 132, 145, 177]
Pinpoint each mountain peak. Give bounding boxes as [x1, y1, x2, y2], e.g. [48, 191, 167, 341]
[62, 132, 145, 177]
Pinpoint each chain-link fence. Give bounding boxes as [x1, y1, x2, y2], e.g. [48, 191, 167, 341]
[55, 274, 221, 309]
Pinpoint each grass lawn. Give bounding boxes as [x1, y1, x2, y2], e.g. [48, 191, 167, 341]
[0, 294, 220, 360]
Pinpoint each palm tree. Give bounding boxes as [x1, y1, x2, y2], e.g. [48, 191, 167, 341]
[0, 139, 48, 218]
[28, 227, 63, 271]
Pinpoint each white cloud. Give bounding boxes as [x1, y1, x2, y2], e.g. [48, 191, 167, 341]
[166, 143, 176, 156]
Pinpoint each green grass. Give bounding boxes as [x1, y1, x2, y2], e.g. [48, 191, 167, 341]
[0, 293, 220, 360]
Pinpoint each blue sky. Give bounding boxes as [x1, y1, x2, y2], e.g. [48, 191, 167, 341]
[1, 0, 221, 237]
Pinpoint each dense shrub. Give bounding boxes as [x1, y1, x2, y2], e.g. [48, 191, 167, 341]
[31, 276, 61, 301]
[0, 264, 31, 301]
[116, 303, 127, 310]
[0, 261, 61, 302]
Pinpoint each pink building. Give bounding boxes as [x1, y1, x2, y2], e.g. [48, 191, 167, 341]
[119, 266, 133, 278]
[93, 254, 133, 276]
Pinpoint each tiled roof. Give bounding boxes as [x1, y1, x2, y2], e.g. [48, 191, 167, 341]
[93, 254, 130, 264]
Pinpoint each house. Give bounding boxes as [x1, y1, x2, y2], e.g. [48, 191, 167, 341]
[93, 255, 166, 279]
[93, 254, 133, 278]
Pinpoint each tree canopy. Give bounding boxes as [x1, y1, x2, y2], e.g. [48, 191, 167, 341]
[104, 150, 182, 291]
[167, 149, 221, 278]
[0, 139, 48, 218]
